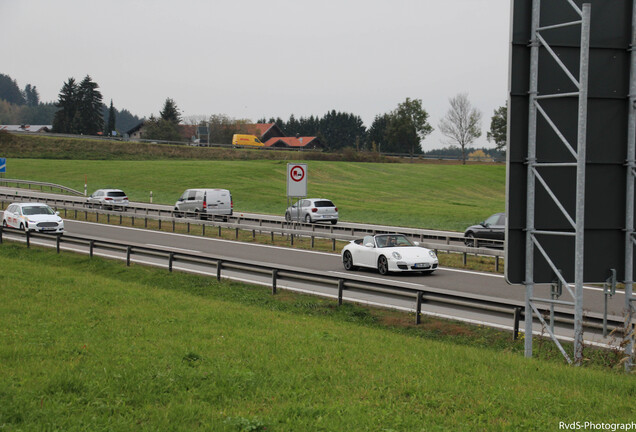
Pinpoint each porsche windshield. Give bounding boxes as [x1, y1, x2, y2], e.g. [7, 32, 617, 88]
[22, 206, 54, 216]
[376, 235, 413, 248]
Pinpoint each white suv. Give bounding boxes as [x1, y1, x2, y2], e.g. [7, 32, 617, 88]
[86, 189, 129, 210]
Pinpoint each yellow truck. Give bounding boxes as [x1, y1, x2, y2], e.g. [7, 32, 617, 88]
[232, 134, 265, 147]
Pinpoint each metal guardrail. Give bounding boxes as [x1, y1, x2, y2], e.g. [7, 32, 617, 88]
[0, 193, 505, 271]
[0, 181, 504, 247]
[0, 226, 623, 338]
[0, 178, 83, 196]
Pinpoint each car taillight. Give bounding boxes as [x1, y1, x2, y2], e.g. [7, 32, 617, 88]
[231, 199, 234, 209]
[203, 199, 207, 209]
[104, 197, 113, 201]
[334, 207, 338, 212]
[311, 208, 318, 212]
[124, 197, 129, 201]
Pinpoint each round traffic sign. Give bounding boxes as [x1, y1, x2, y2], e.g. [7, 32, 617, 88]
[290, 165, 305, 182]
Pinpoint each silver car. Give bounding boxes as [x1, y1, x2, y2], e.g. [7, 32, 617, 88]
[285, 198, 338, 225]
[86, 189, 129, 210]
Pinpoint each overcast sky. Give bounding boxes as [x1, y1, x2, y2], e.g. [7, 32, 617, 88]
[1, 0, 510, 150]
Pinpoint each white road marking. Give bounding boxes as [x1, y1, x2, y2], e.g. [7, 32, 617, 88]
[145, 244, 200, 254]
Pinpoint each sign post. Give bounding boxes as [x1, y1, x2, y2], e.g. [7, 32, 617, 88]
[286, 163, 308, 222]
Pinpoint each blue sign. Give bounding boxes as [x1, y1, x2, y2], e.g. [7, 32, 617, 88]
[0, 158, 5, 173]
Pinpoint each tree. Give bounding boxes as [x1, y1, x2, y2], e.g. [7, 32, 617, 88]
[76, 75, 104, 135]
[0, 74, 25, 105]
[438, 93, 482, 165]
[52, 77, 78, 133]
[105, 100, 116, 136]
[487, 104, 507, 152]
[143, 116, 183, 142]
[385, 98, 433, 154]
[24, 84, 40, 106]
[367, 114, 391, 152]
[160, 98, 181, 124]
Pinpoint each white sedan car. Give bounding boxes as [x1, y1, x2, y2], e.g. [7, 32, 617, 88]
[341, 234, 438, 275]
[2, 202, 65, 233]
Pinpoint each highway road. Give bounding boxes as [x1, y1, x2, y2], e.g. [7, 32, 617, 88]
[1, 188, 629, 349]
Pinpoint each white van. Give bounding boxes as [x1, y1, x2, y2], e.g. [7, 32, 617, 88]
[174, 189, 233, 218]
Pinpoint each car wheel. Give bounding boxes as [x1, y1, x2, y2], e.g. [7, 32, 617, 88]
[285, 212, 291, 222]
[343, 251, 357, 271]
[377, 255, 389, 275]
[330, 220, 337, 225]
[2, 220, 7, 228]
[464, 232, 475, 247]
[304, 214, 312, 224]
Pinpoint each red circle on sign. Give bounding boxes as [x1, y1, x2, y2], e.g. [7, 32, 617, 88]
[290, 165, 305, 182]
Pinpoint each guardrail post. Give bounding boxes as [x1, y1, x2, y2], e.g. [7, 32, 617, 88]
[252, 229, 256, 240]
[218, 226, 222, 237]
[332, 239, 336, 251]
[84, 210, 87, 220]
[338, 279, 344, 305]
[415, 291, 423, 324]
[272, 269, 278, 295]
[119, 215, 122, 225]
[132, 216, 135, 226]
[158, 219, 162, 230]
[89, 240, 94, 258]
[126, 246, 132, 266]
[169, 253, 174, 272]
[187, 222, 190, 233]
[495, 256, 500, 272]
[145, 217, 148, 228]
[56, 234, 60, 253]
[513, 307, 522, 340]
[271, 232, 274, 242]
[235, 228, 239, 239]
[216, 260, 222, 281]
[172, 220, 175, 232]
[202, 224, 206, 236]
[463, 252, 467, 266]
[26, 231, 30, 248]
[311, 236, 315, 248]
[291, 233, 294, 246]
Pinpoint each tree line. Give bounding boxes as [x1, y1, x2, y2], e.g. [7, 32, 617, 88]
[1, 72, 507, 161]
[0, 73, 141, 134]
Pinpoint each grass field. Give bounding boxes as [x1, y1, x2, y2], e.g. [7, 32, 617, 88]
[0, 244, 634, 431]
[4, 158, 504, 231]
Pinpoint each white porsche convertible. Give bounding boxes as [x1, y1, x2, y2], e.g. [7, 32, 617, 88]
[341, 234, 438, 275]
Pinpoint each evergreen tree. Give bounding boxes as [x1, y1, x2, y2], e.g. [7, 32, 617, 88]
[76, 75, 104, 135]
[24, 84, 40, 106]
[0, 74, 25, 105]
[105, 100, 116, 135]
[52, 77, 78, 133]
[160, 98, 181, 124]
[368, 114, 391, 152]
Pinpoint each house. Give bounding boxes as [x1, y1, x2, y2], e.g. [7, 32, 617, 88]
[0, 125, 51, 133]
[240, 123, 285, 142]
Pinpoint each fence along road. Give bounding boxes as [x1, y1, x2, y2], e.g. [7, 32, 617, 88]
[0, 215, 625, 349]
[0, 185, 504, 259]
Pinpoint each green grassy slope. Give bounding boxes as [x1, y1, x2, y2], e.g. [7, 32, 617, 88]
[0, 245, 633, 431]
[4, 159, 504, 230]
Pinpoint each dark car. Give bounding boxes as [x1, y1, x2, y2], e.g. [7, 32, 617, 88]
[464, 212, 505, 247]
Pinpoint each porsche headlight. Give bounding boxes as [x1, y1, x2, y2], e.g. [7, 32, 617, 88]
[429, 250, 437, 259]
[392, 251, 402, 260]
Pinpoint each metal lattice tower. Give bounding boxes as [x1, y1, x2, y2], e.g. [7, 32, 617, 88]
[524, 0, 591, 364]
